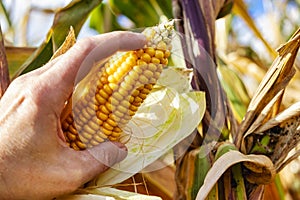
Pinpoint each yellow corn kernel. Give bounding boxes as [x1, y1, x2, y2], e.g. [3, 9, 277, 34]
[83, 124, 96, 135]
[101, 128, 113, 136]
[100, 105, 110, 115]
[144, 70, 154, 78]
[155, 50, 164, 60]
[95, 94, 106, 105]
[137, 60, 147, 66]
[164, 50, 171, 58]
[114, 110, 124, 118]
[97, 111, 108, 121]
[75, 140, 86, 150]
[107, 118, 117, 127]
[151, 57, 160, 64]
[82, 130, 94, 140]
[138, 75, 149, 84]
[145, 47, 155, 57]
[67, 131, 76, 141]
[139, 93, 148, 99]
[108, 136, 117, 141]
[94, 134, 106, 143]
[136, 49, 144, 57]
[108, 75, 117, 83]
[90, 140, 100, 146]
[103, 121, 114, 131]
[148, 63, 157, 71]
[87, 120, 100, 131]
[112, 131, 121, 138]
[161, 58, 168, 65]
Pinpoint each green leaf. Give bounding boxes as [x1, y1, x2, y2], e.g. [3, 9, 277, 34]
[108, 0, 160, 28]
[89, 3, 122, 33]
[216, 0, 233, 18]
[151, 0, 173, 19]
[5, 46, 36, 79]
[191, 146, 214, 200]
[14, 0, 102, 78]
[218, 65, 250, 123]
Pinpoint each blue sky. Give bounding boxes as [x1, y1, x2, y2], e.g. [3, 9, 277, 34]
[245, 0, 265, 17]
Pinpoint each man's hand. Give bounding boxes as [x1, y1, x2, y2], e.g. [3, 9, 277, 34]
[0, 32, 146, 199]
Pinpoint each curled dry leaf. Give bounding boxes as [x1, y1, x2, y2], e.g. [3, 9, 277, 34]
[236, 28, 300, 153]
[51, 26, 76, 60]
[240, 29, 300, 173]
[196, 150, 275, 200]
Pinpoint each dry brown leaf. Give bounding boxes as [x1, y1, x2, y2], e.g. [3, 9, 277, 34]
[236, 28, 300, 152]
[255, 102, 300, 134]
[243, 90, 284, 144]
[196, 150, 275, 200]
[53, 26, 77, 123]
[51, 26, 76, 60]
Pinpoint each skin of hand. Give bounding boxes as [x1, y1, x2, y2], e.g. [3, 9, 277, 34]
[0, 32, 146, 199]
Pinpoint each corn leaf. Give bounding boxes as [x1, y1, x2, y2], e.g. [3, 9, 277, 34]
[75, 187, 162, 200]
[236, 28, 300, 151]
[196, 150, 275, 200]
[58, 187, 162, 200]
[5, 47, 36, 79]
[57, 194, 114, 200]
[0, 1, 12, 27]
[190, 145, 214, 200]
[152, 0, 173, 19]
[216, 0, 233, 18]
[51, 27, 76, 60]
[108, 0, 158, 27]
[108, 0, 171, 28]
[89, 3, 122, 33]
[218, 66, 250, 122]
[14, 0, 102, 78]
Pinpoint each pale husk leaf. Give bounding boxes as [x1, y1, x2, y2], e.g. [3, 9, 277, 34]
[57, 187, 161, 200]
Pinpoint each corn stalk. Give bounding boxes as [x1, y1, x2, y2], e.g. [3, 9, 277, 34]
[172, 0, 300, 199]
[172, 0, 237, 199]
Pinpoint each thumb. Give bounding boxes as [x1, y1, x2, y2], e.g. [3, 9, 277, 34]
[86, 142, 128, 171]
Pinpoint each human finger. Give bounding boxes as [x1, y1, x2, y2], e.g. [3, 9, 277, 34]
[76, 142, 128, 182]
[40, 31, 146, 111]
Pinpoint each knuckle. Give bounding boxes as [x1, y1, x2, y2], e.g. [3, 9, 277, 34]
[10, 75, 45, 105]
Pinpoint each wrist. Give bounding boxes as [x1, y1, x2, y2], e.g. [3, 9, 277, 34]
[0, 160, 13, 199]
[0, 140, 16, 199]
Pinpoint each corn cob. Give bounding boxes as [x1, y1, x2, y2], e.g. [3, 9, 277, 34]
[61, 21, 174, 150]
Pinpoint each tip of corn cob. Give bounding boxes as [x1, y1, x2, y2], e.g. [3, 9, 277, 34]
[143, 20, 174, 51]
